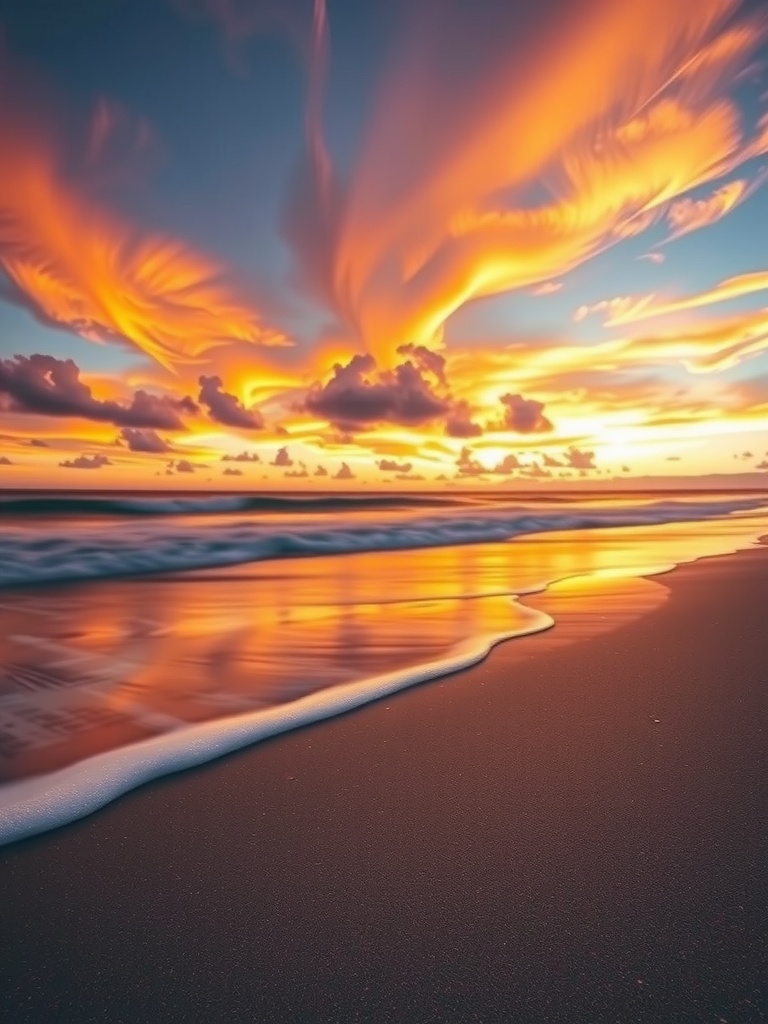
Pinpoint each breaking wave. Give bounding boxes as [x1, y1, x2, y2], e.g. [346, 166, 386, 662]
[1, 496, 765, 588]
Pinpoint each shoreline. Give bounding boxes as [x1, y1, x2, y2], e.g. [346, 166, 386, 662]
[1, 528, 764, 846]
[2, 539, 767, 1022]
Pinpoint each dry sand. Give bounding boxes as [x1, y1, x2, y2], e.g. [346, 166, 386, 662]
[1, 543, 766, 1023]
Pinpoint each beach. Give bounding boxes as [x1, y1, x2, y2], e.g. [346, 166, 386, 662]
[1, 537, 766, 1024]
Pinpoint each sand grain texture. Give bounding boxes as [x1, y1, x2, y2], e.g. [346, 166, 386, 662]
[1, 545, 766, 1024]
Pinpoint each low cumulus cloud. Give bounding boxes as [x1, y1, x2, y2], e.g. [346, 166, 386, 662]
[456, 446, 583, 478]
[119, 427, 172, 453]
[0, 455, 12, 465]
[270, 446, 293, 467]
[314, 464, 328, 476]
[564, 447, 596, 470]
[494, 453, 522, 474]
[377, 458, 413, 472]
[487, 393, 553, 434]
[222, 450, 260, 462]
[445, 400, 483, 438]
[285, 462, 309, 478]
[520, 463, 552, 479]
[396, 344, 448, 386]
[173, 459, 196, 473]
[0, 354, 189, 429]
[198, 375, 264, 429]
[305, 353, 450, 431]
[304, 352, 552, 443]
[456, 447, 486, 477]
[59, 453, 111, 469]
[223, 467, 243, 476]
[334, 462, 355, 479]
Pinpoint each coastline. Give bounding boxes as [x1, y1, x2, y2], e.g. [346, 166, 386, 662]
[1, 539, 766, 1022]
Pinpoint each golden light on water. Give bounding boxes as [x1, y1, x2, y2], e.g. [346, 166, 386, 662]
[2, 509, 765, 784]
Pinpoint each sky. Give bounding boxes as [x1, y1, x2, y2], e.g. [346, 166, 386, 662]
[1, 0, 768, 490]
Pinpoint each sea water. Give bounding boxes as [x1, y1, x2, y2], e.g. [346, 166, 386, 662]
[1, 489, 766, 844]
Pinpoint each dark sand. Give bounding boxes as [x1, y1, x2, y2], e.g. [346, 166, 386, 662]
[1, 545, 767, 1024]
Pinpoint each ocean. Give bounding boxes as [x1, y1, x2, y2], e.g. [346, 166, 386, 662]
[1, 488, 767, 845]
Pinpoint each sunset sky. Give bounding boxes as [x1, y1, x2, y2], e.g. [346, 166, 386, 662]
[1, 0, 768, 489]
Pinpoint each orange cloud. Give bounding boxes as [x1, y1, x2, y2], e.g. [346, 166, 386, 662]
[287, 0, 767, 363]
[592, 269, 768, 327]
[0, 55, 288, 372]
[664, 174, 767, 241]
[531, 281, 563, 296]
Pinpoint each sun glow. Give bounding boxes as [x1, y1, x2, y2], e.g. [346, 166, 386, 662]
[1, 0, 768, 487]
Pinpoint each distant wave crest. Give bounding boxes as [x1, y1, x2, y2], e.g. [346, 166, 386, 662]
[0, 497, 765, 588]
[0, 492, 458, 518]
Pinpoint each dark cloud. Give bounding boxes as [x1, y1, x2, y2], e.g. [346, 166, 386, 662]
[174, 459, 195, 473]
[305, 354, 450, 430]
[223, 467, 243, 476]
[445, 400, 483, 438]
[666, 455, 681, 461]
[314, 464, 328, 476]
[59, 454, 111, 469]
[377, 458, 413, 472]
[756, 459, 768, 470]
[334, 462, 355, 479]
[488, 393, 553, 434]
[198, 375, 264, 430]
[396, 344, 447, 386]
[119, 428, 172, 453]
[270, 446, 293, 467]
[28, 438, 50, 447]
[0, 354, 188, 429]
[222, 450, 260, 462]
[542, 453, 563, 467]
[395, 472, 425, 481]
[0, 455, 12, 465]
[285, 462, 309, 478]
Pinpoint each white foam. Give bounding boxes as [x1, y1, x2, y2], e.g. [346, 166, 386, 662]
[0, 606, 551, 846]
[1, 496, 765, 587]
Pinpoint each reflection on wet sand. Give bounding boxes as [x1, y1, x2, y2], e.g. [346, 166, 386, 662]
[0, 514, 766, 784]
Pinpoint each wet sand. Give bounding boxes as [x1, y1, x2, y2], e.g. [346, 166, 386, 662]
[1, 542, 767, 1023]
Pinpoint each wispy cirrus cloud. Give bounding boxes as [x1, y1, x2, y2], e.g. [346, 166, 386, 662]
[578, 269, 768, 328]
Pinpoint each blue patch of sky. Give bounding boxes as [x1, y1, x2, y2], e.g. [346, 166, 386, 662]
[0, 300, 139, 374]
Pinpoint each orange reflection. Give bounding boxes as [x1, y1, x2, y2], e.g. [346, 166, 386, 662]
[0, 509, 766, 783]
